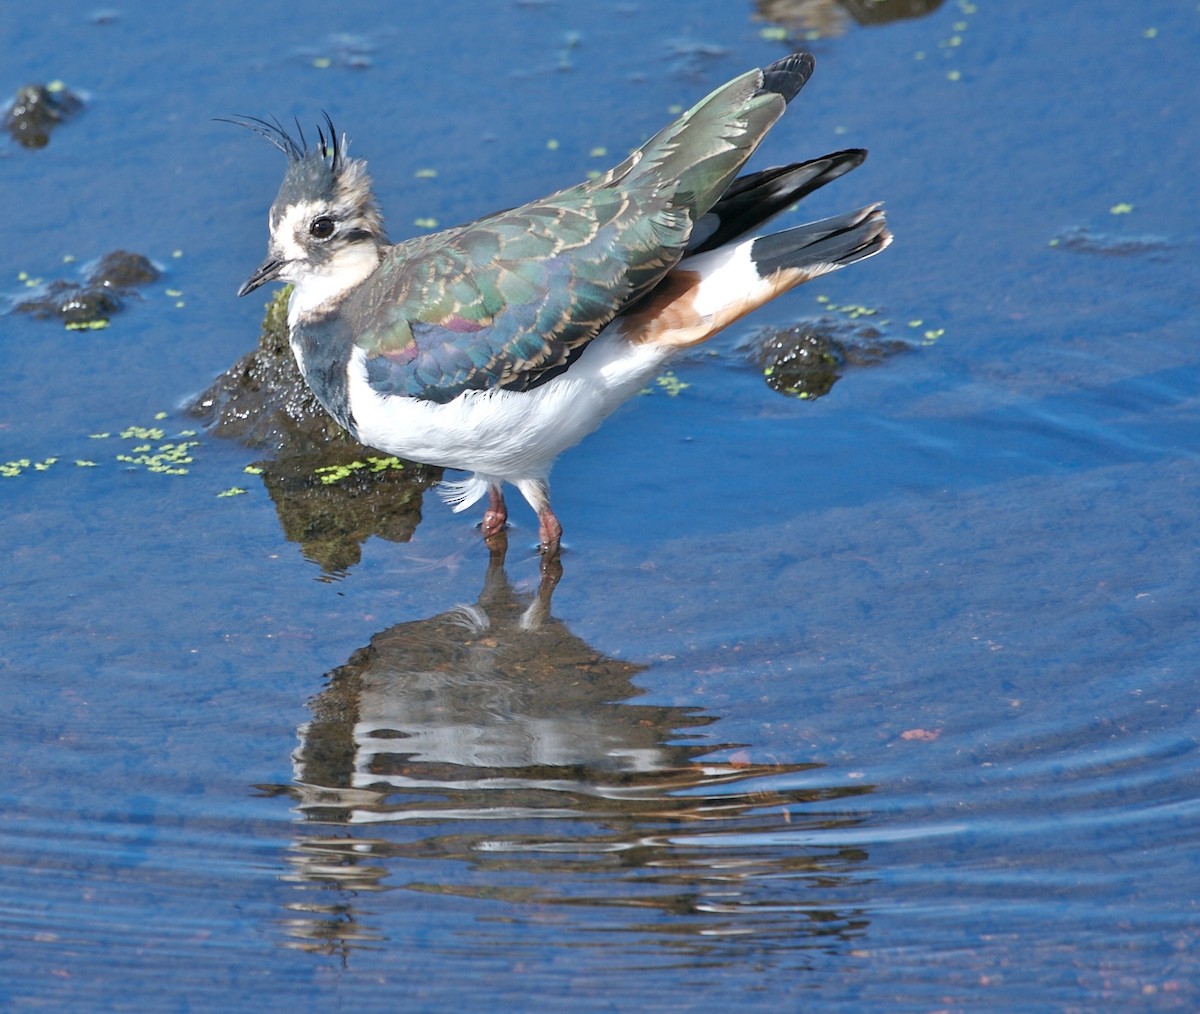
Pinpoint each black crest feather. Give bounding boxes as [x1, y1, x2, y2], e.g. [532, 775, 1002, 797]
[217, 113, 340, 170]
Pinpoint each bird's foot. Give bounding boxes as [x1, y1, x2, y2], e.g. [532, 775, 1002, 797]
[480, 487, 509, 539]
[481, 509, 508, 539]
[537, 509, 563, 567]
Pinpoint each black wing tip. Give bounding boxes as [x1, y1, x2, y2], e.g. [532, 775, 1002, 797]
[750, 204, 891, 277]
[759, 51, 816, 103]
[829, 147, 868, 168]
[685, 148, 872, 256]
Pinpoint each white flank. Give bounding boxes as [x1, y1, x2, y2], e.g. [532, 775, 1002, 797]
[345, 325, 675, 508]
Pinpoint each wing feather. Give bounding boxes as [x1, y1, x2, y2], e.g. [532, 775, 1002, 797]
[341, 52, 813, 403]
[346, 186, 687, 403]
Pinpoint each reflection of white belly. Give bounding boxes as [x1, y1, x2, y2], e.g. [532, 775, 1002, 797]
[345, 324, 673, 479]
[346, 669, 673, 798]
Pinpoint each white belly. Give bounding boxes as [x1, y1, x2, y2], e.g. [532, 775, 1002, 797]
[346, 323, 673, 492]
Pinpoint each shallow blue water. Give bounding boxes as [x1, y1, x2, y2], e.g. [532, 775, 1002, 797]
[3, 1, 1199, 1009]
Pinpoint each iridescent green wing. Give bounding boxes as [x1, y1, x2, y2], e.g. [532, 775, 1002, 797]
[349, 59, 801, 402]
[349, 184, 688, 403]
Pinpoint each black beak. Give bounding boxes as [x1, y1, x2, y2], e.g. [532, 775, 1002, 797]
[237, 257, 284, 297]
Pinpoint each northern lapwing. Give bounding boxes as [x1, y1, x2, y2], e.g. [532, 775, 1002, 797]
[233, 52, 891, 557]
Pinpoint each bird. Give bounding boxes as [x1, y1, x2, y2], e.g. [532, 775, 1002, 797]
[232, 51, 890, 558]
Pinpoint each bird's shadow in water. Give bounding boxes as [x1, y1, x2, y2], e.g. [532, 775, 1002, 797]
[255, 536, 877, 960]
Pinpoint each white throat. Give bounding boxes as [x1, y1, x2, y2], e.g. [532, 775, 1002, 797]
[286, 243, 383, 327]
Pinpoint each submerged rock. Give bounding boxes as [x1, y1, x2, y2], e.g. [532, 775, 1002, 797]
[4, 82, 83, 148]
[189, 286, 368, 452]
[191, 286, 441, 571]
[89, 249, 161, 289]
[755, 0, 944, 39]
[1049, 225, 1173, 258]
[255, 448, 438, 574]
[740, 316, 911, 400]
[12, 250, 160, 327]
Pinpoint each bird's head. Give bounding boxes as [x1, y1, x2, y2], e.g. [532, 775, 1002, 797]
[229, 114, 388, 301]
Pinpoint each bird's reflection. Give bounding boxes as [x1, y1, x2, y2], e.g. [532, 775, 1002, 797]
[262, 538, 875, 958]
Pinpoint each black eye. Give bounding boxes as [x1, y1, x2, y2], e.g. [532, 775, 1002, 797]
[309, 216, 335, 239]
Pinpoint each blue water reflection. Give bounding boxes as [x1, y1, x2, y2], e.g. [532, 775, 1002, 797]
[2, 0, 1200, 1010]
[268, 542, 875, 956]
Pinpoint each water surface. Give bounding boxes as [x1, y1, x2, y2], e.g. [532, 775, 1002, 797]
[2, 1, 1199, 1009]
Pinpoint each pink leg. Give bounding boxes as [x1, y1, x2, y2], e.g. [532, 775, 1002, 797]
[480, 485, 508, 539]
[515, 477, 563, 559]
[537, 508, 563, 559]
